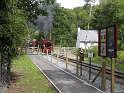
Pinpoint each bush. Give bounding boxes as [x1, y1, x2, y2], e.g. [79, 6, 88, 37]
[91, 46, 98, 57]
[71, 48, 80, 55]
[86, 46, 98, 57]
[117, 51, 124, 61]
[121, 44, 124, 50]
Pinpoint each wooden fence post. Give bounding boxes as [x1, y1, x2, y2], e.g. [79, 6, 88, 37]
[47, 49, 48, 58]
[101, 57, 106, 91]
[57, 51, 59, 64]
[51, 51, 52, 63]
[76, 54, 79, 76]
[79, 49, 84, 77]
[65, 52, 68, 70]
[111, 58, 116, 93]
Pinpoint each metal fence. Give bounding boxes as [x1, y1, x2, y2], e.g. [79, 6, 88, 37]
[39, 47, 124, 93]
[0, 38, 12, 93]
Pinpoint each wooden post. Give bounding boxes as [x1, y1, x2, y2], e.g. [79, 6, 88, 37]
[101, 57, 106, 91]
[64, 47, 65, 53]
[43, 49, 44, 54]
[25, 46, 27, 54]
[89, 57, 92, 81]
[76, 54, 79, 76]
[111, 58, 116, 93]
[38, 44, 39, 53]
[47, 49, 48, 58]
[80, 57, 82, 76]
[51, 51, 52, 63]
[65, 52, 68, 70]
[33, 47, 34, 54]
[79, 49, 84, 77]
[57, 51, 59, 64]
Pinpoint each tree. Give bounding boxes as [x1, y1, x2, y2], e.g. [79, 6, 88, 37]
[0, 0, 29, 84]
[92, 0, 124, 49]
[73, 6, 91, 29]
[91, 2, 118, 28]
[52, 7, 77, 47]
[17, 0, 42, 24]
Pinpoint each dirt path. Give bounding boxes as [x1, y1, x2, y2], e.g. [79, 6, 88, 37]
[5, 70, 26, 93]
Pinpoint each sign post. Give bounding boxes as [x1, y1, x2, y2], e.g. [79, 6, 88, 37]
[98, 24, 118, 93]
[76, 54, 79, 76]
[79, 48, 84, 76]
[98, 28, 107, 91]
[107, 25, 118, 93]
[101, 57, 106, 91]
[65, 52, 68, 70]
[88, 52, 93, 81]
[111, 58, 116, 93]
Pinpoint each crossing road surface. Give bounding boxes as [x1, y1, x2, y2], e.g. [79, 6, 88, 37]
[29, 55, 104, 93]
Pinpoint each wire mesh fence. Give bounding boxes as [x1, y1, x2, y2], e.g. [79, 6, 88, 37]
[0, 37, 12, 93]
[0, 55, 10, 93]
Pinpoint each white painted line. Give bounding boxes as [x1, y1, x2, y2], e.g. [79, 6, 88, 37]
[31, 56, 63, 93]
[39, 54, 105, 93]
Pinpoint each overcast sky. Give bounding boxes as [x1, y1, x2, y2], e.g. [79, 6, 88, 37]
[56, 0, 99, 9]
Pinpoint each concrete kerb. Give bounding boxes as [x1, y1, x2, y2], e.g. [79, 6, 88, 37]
[39, 54, 105, 93]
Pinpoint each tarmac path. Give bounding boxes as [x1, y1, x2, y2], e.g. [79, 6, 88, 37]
[29, 55, 104, 93]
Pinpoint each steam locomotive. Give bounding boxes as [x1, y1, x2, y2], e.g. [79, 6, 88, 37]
[30, 39, 53, 54]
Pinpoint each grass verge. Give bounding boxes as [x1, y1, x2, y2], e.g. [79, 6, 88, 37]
[6, 55, 57, 93]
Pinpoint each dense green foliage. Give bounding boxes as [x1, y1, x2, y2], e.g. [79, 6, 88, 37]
[17, 0, 124, 48]
[0, 0, 30, 80]
[2, 0, 123, 49]
[52, 7, 77, 47]
[50, 0, 124, 48]
[0, 0, 29, 51]
[17, 0, 41, 24]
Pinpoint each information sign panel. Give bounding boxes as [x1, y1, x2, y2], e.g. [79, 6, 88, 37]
[98, 25, 118, 58]
[100, 29, 107, 56]
[107, 26, 117, 58]
[98, 29, 107, 57]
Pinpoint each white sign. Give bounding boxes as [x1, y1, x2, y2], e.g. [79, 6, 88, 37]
[88, 52, 93, 58]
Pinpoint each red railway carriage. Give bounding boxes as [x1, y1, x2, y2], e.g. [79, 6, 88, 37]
[31, 39, 53, 54]
[41, 39, 53, 53]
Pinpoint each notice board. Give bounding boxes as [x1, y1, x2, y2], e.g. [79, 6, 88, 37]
[98, 25, 118, 58]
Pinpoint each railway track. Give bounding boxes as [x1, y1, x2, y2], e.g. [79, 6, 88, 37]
[58, 55, 124, 79]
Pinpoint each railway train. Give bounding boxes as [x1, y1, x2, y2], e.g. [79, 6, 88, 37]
[30, 39, 53, 54]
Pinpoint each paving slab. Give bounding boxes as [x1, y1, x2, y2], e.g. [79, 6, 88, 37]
[29, 55, 104, 93]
